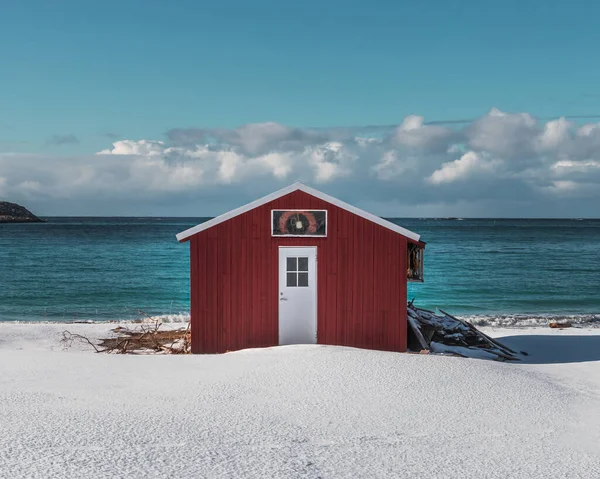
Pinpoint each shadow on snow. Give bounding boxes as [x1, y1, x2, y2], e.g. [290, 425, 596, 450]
[500, 334, 600, 364]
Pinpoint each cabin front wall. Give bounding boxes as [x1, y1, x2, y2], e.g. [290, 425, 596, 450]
[189, 190, 408, 354]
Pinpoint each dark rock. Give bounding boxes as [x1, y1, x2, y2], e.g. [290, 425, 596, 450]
[0, 201, 44, 223]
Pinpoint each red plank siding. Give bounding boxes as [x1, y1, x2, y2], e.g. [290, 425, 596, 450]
[205, 238, 219, 353]
[188, 189, 411, 354]
[336, 237, 348, 346]
[352, 217, 364, 349]
[189, 237, 199, 353]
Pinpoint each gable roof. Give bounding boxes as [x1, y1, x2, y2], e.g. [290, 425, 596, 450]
[176, 182, 420, 243]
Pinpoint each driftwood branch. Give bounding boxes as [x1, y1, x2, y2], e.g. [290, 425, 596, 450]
[407, 304, 525, 362]
[61, 320, 191, 354]
[439, 309, 528, 356]
[61, 331, 105, 353]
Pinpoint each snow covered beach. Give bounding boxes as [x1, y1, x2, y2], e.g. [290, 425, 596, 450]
[1, 323, 599, 478]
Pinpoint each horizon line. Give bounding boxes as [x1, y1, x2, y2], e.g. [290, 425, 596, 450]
[31, 215, 600, 220]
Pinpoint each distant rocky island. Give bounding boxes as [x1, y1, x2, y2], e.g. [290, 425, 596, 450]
[0, 201, 44, 223]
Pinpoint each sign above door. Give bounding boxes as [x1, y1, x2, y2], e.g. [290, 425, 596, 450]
[271, 210, 327, 237]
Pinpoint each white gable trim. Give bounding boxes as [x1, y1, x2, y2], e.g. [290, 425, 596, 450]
[176, 182, 420, 242]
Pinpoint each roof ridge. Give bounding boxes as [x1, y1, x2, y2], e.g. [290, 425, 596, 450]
[176, 183, 420, 242]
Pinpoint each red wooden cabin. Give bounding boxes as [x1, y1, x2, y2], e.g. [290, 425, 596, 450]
[176, 183, 425, 354]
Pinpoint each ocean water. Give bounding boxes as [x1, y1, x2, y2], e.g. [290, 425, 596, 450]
[1, 217, 599, 327]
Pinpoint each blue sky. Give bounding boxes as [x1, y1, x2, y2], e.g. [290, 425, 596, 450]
[2, 0, 600, 152]
[1, 1, 600, 216]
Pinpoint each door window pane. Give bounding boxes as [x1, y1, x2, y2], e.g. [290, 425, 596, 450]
[284, 254, 311, 287]
[298, 272, 309, 287]
[298, 257, 308, 272]
[287, 257, 297, 272]
[286, 272, 297, 287]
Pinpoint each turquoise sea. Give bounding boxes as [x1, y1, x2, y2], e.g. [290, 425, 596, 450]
[1, 218, 599, 327]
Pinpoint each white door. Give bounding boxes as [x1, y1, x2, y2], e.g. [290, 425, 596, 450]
[278, 247, 317, 345]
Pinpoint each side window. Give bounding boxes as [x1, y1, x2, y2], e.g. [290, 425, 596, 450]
[286, 256, 309, 287]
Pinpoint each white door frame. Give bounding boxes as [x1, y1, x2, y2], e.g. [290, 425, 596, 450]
[278, 246, 318, 345]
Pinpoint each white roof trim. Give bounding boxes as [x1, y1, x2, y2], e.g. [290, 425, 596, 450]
[176, 182, 420, 242]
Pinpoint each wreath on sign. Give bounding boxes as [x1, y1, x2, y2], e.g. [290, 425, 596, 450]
[279, 211, 318, 235]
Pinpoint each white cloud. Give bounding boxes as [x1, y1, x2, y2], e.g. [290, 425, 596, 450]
[16, 180, 43, 193]
[255, 152, 293, 179]
[230, 122, 303, 155]
[427, 151, 499, 184]
[550, 180, 578, 191]
[577, 123, 600, 137]
[166, 122, 330, 156]
[3, 109, 600, 216]
[465, 108, 538, 158]
[92, 137, 360, 190]
[392, 115, 457, 153]
[127, 156, 205, 192]
[355, 137, 381, 147]
[305, 142, 356, 183]
[537, 179, 599, 199]
[552, 159, 600, 171]
[216, 151, 241, 183]
[96, 142, 297, 186]
[535, 117, 571, 151]
[372, 150, 417, 180]
[98, 140, 166, 156]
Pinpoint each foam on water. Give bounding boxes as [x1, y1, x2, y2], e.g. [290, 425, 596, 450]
[461, 313, 600, 328]
[140, 313, 190, 324]
[3, 312, 191, 325]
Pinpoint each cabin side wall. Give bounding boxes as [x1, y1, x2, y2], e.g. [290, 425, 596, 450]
[189, 190, 408, 354]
